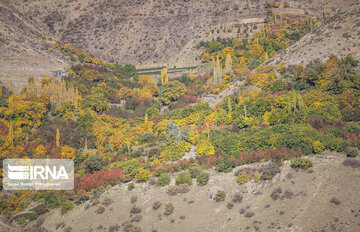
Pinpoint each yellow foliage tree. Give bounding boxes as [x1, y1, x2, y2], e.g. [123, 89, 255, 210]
[135, 168, 151, 182]
[201, 52, 213, 62]
[34, 145, 46, 158]
[60, 145, 76, 160]
[196, 137, 215, 156]
[56, 128, 60, 148]
[161, 68, 169, 85]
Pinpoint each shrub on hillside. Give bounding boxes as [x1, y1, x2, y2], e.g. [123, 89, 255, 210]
[175, 172, 192, 186]
[343, 159, 360, 168]
[232, 193, 243, 203]
[130, 205, 142, 214]
[156, 173, 171, 187]
[236, 172, 250, 185]
[188, 163, 202, 178]
[164, 203, 174, 216]
[330, 197, 341, 205]
[313, 141, 325, 154]
[128, 182, 135, 191]
[290, 158, 313, 169]
[135, 168, 151, 182]
[270, 187, 282, 201]
[215, 190, 226, 202]
[346, 147, 358, 157]
[76, 168, 125, 191]
[176, 184, 190, 194]
[245, 210, 255, 218]
[166, 186, 178, 196]
[61, 200, 74, 215]
[153, 202, 161, 210]
[45, 192, 63, 209]
[196, 172, 210, 186]
[96, 206, 105, 214]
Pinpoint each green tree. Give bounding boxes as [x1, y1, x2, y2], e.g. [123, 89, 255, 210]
[175, 172, 192, 185]
[84, 155, 105, 173]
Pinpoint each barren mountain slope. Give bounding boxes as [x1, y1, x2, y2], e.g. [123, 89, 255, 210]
[6, 0, 358, 69]
[268, 4, 360, 66]
[0, 1, 69, 91]
[33, 153, 360, 232]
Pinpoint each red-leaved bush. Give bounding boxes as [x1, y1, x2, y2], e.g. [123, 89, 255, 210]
[76, 168, 125, 191]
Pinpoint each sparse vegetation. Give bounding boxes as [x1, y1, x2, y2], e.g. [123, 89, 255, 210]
[96, 206, 105, 214]
[330, 197, 341, 205]
[130, 205, 142, 214]
[343, 159, 360, 168]
[164, 203, 174, 216]
[271, 187, 283, 201]
[236, 172, 250, 185]
[61, 200, 74, 215]
[245, 210, 255, 218]
[232, 193, 243, 203]
[215, 190, 226, 202]
[175, 172, 192, 186]
[156, 173, 171, 187]
[153, 202, 162, 210]
[290, 158, 313, 169]
[196, 172, 210, 186]
[128, 183, 135, 191]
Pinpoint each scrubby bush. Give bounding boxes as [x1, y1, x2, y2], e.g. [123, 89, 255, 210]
[254, 172, 260, 182]
[96, 206, 105, 214]
[245, 210, 255, 218]
[346, 147, 358, 157]
[130, 214, 142, 222]
[188, 163, 202, 178]
[102, 197, 113, 206]
[108, 224, 120, 232]
[281, 189, 294, 200]
[232, 193, 243, 203]
[130, 195, 137, 204]
[176, 184, 190, 194]
[313, 141, 325, 154]
[61, 200, 74, 215]
[45, 192, 63, 209]
[153, 202, 161, 210]
[148, 177, 157, 185]
[227, 202, 234, 209]
[130, 205, 142, 214]
[261, 172, 274, 180]
[135, 168, 151, 182]
[166, 186, 178, 196]
[343, 158, 360, 168]
[270, 187, 282, 201]
[215, 190, 226, 202]
[196, 172, 210, 186]
[156, 173, 171, 186]
[236, 172, 250, 185]
[175, 172, 192, 186]
[128, 183, 135, 191]
[164, 203, 174, 216]
[84, 154, 105, 173]
[330, 197, 341, 205]
[290, 158, 313, 169]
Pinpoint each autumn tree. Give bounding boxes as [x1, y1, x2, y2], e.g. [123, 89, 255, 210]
[160, 81, 186, 105]
[161, 68, 169, 85]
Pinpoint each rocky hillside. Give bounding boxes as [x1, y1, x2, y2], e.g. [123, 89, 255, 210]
[268, 5, 360, 66]
[1, 0, 359, 90]
[0, 1, 68, 91]
[5, 152, 358, 232]
[5, 0, 358, 68]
